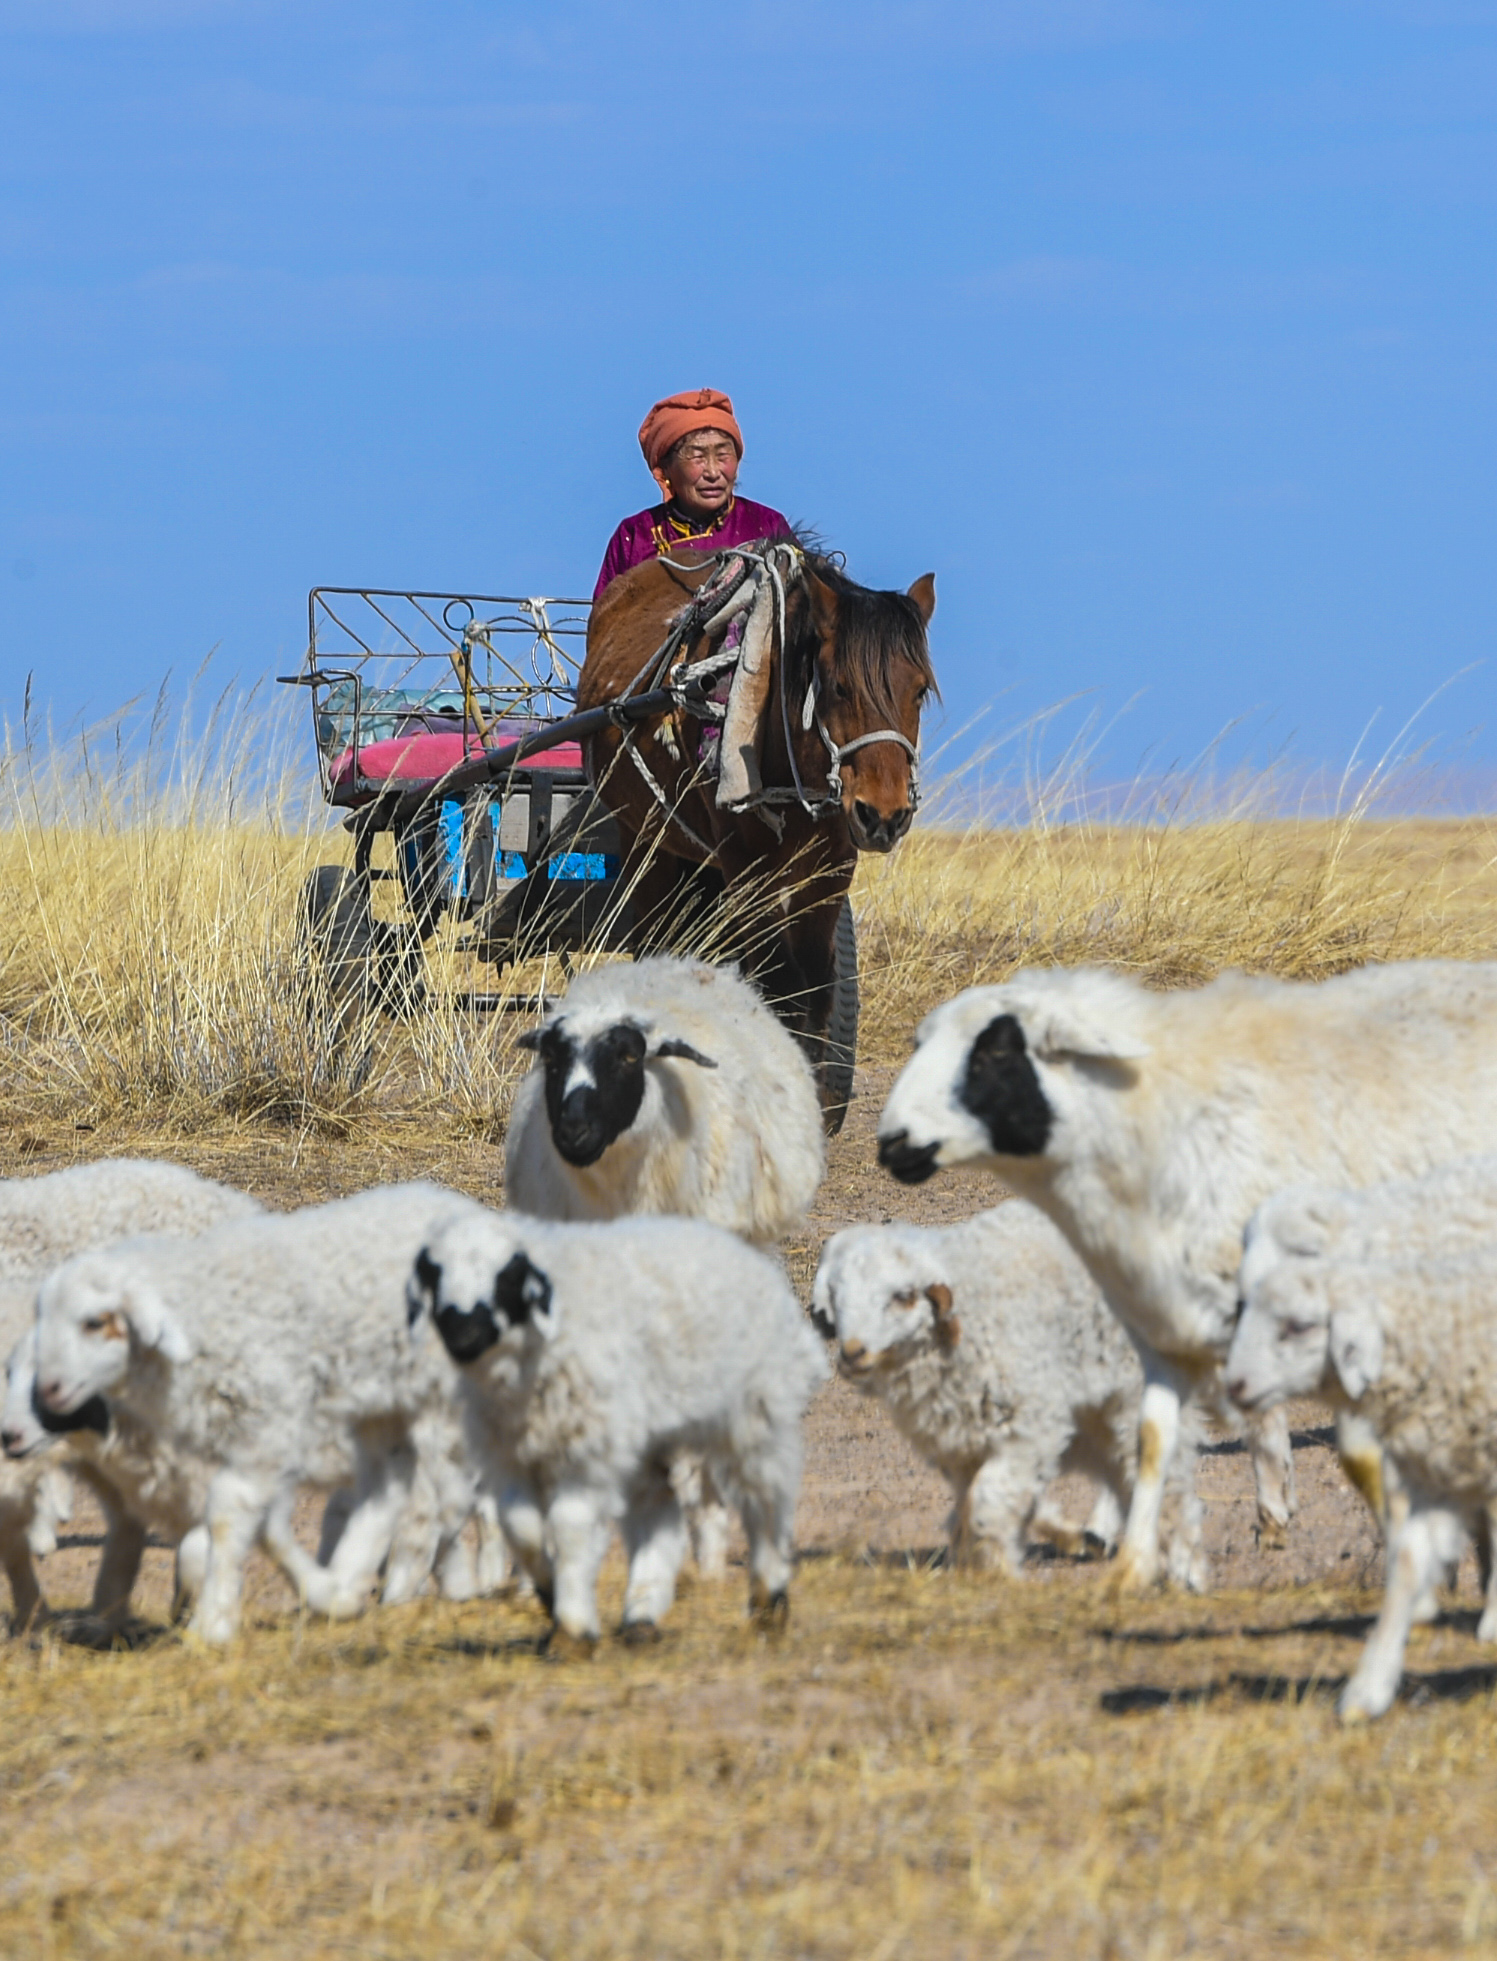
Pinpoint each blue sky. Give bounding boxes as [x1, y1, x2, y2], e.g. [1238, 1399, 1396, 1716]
[2, 1, 1496, 798]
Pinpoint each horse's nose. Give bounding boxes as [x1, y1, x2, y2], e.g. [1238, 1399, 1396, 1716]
[852, 801, 912, 853]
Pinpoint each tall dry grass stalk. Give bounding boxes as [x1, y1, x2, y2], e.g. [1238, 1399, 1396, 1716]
[3, 674, 1496, 1130]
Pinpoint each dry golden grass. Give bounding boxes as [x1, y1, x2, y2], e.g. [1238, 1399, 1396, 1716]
[2, 1559, 1495, 1960]
[4, 692, 1497, 1956]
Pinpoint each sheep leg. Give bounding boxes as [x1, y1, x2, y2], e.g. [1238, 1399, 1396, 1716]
[620, 1474, 688, 1636]
[189, 1470, 270, 1644]
[91, 1507, 148, 1626]
[1249, 1404, 1297, 1548]
[956, 1452, 1043, 1574]
[316, 1487, 356, 1564]
[1112, 1365, 1184, 1594]
[0, 1521, 43, 1633]
[1336, 1410, 1390, 1525]
[670, 1453, 730, 1582]
[1476, 1501, 1497, 1644]
[544, 1484, 613, 1646]
[173, 1526, 209, 1622]
[379, 1451, 444, 1608]
[498, 1486, 553, 1608]
[1340, 1505, 1459, 1724]
[733, 1453, 797, 1625]
[27, 1464, 74, 1559]
[465, 1487, 510, 1597]
[317, 1452, 415, 1617]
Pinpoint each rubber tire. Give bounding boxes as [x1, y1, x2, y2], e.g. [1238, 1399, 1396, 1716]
[300, 866, 381, 1067]
[820, 896, 859, 1136]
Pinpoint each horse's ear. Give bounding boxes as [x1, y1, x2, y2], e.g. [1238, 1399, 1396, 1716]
[906, 574, 936, 625]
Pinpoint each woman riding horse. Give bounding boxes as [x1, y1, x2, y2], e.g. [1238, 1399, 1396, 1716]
[583, 388, 935, 1128]
[594, 388, 793, 598]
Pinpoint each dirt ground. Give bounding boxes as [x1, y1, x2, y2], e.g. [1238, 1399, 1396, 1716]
[0, 1074, 1494, 1958]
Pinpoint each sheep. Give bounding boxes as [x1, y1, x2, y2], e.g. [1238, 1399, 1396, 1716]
[0, 1288, 76, 1627]
[0, 1159, 261, 1628]
[876, 959, 1497, 1592]
[811, 1206, 1204, 1583]
[1241, 1155, 1497, 1625]
[504, 955, 824, 1245]
[2, 1322, 507, 1626]
[1226, 1245, 1497, 1721]
[0, 1158, 262, 1282]
[505, 954, 825, 1577]
[407, 1204, 829, 1648]
[30, 1181, 496, 1644]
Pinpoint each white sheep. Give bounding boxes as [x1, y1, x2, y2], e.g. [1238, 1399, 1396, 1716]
[1242, 1155, 1497, 1624]
[408, 1205, 829, 1647]
[505, 954, 825, 1577]
[812, 1205, 1204, 1583]
[1226, 1245, 1497, 1721]
[0, 1159, 261, 1628]
[30, 1181, 495, 1644]
[876, 960, 1497, 1592]
[504, 955, 825, 1244]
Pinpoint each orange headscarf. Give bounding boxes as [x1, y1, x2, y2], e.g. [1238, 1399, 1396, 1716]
[637, 388, 744, 473]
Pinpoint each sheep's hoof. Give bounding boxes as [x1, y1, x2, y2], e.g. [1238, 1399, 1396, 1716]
[1337, 1693, 1377, 1727]
[748, 1586, 789, 1630]
[542, 1625, 597, 1661]
[1255, 1516, 1291, 1553]
[619, 1619, 662, 1647]
[1104, 1552, 1159, 1599]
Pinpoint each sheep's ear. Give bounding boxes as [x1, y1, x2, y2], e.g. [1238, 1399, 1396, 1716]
[809, 1271, 836, 1344]
[1328, 1295, 1384, 1401]
[123, 1282, 191, 1366]
[926, 1282, 961, 1352]
[651, 1037, 718, 1069]
[406, 1247, 442, 1330]
[515, 1027, 547, 1053]
[1024, 1004, 1150, 1064]
[493, 1252, 556, 1335]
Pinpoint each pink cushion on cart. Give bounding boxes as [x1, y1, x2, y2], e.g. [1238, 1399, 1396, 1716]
[327, 729, 584, 789]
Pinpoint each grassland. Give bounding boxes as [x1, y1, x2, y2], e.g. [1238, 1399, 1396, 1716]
[2, 700, 1497, 1957]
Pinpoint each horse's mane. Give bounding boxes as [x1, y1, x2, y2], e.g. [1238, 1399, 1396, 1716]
[786, 549, 938, 722]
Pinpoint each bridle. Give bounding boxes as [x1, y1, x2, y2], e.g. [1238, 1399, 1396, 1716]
[608, 541, 923, 849]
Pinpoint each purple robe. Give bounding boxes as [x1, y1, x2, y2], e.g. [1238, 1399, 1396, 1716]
[593, 496, 794, 600]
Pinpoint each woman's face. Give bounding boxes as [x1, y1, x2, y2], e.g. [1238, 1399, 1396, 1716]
[654, 429, 740, 519]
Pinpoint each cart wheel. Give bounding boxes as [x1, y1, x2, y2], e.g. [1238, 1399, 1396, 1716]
[820, 896, 860, 1136]
[299, 866, 382, 1067]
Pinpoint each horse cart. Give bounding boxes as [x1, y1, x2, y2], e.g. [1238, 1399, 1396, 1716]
[284, 574, 876, 1125]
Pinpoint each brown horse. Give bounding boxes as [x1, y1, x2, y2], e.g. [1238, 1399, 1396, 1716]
[579, 542, 936, 1122]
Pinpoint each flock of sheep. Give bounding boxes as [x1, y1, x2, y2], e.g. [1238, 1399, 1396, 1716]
[2, 951, 1496, 1723]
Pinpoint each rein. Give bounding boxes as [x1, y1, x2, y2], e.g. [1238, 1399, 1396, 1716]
[621, 541, 920, 837]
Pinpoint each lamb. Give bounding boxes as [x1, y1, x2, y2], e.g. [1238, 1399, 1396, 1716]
[0, 1159, 262, 1627]
[812, 1206, 1203, 1583]
[30, 1181, 496, 1644]
[505, 954, 825, 1577]
[876, 960, 1497, 1592]
[504, 955, 825, 1245]
[407, 1205, 829, 1648]
[1226, 1245, 1497, 1721]
[2, 1321, 506, 1625]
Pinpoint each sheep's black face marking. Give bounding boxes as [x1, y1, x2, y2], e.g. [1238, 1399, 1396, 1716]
[540, 1021, 648, 1168]
[434, 1301, 501, 1365]
[32, 1380, 109, 1438]
[958, 1014, 1053, 1158]
[409, 1247, 442, 1328]
[493, 1251, 552, 1328]
[878, 1131, 940, 1184]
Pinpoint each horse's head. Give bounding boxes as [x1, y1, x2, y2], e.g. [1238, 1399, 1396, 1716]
[798, 561, 937, 853]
